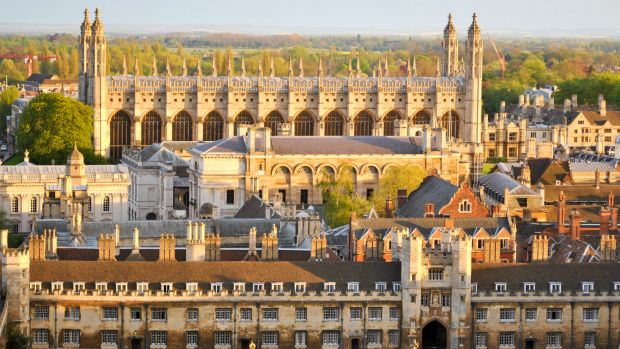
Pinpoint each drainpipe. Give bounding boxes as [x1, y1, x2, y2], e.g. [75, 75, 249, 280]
[517, 302, 523, 349]
[362, 301, 367, 349]
[340, 301, 345, 349]
[470, 301, 475, 349]
[256, 302, 261, 349]
[569, 302, 575, 349]
[120, 303, 125, 349]
[144, 304, 149, 349]
[233, 302, 238, 349]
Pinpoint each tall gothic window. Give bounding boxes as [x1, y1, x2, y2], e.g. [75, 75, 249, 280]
[172, 111, 193, 141]
[413, 110, 431, 125]
[203, 111, 224, 141]
[265, 111, 285, 136]
[109, 110, 132, 160]
[233, 111, 254, 136]
[354, 111, 373, 136]
[294, 111, 314, 136]
[141, 111, 163, 146]
[383, 110, 401, 136]
[441, 111, 460, 139]
[324, 111, 344, 136]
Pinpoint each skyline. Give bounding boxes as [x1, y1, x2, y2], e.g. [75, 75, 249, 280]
[1, 0, 620, 37]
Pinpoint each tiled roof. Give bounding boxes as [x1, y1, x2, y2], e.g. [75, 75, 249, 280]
[398, 176, 458, 217]
[351, 217, 511, 239]
[271, 136, 422, 155]
[479, 172, 539, 197]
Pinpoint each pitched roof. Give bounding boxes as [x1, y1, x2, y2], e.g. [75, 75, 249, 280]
[398, 176, 458, 217]
[138, 143, 188, 166]
[479, 172, 539, 197]
[543, 184, 620, 204]
[191, 137, 247, 154]
[26, 73, 54, 84]
[234, 195, 281, 219]
[270, 136, 422, 155]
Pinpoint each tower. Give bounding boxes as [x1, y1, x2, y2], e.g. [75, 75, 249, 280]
[77, 9, 91, 103]
[441, 14, 458, 77]
[463, 13, 483, 145]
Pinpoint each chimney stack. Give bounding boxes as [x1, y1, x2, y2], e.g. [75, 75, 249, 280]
[569, 209, 581, 240]
[385, 196, 394, 218]
[396, 189, 408, 210]
[98, 234, 117, 261]
[260, 225, 279, 261]
[599, 94, 607, 116]
[132, 227, 140, 252]
[158, 234, 176, 261]
[595, 169, 601, 189]
[531, 235, 549, 262]
[29, 234, 46, 261]
[248, 227, 257, 255]
[563, 99, 571, 113]
[600, 234, 617, 261]
[600, 207, 612, 235]
[205, 233, 221, 261]
[557, 191, 566, 234]
[310, 234, 328, 261]
[571, 94, 578, 110]
[0, 229, 8, 250]
[424, 203, 435, 218]
[44, 229, 57, 259]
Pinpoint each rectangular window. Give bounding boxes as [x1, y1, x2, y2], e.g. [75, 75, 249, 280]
[226, 189, 235, 205]
[421, 293, 430, 307]
[375, 282, 387, 292]
[101, 330, 117, 345]
[369, 307, 382, 320]
[262, 308, 278, 321]
[495, 283, 507, 293]
[584, 332, 596, 346]
[428, 268, 444, 280]
[212, 283, 223, 293]
[499, 332, 515, 346]
[347, 282, 359, 293]
[549, 282, 562, 294]
[240, 308, 252, 321]
[441, 294, 451, 307]
[187, 308, 199, 321]
[151, 331, 167, 346]
[102, 307, 118, 320]
[475, 332, 487, 347]
[64, 330, 80, 344]
[508, 147, 516, 158]
[64, 307, 81, 320]
[323, 307, 340, 321]
[278, 189, 286, 203]
[476, 308, 488, 322]
[294, 282, 306, 294]
[350, 307, 362, 320]
[488, 149, 496, 158]
[300, 189, 308, 205]
[582, 282, 594, 294]
[322, 331, 340, 345]
[524, 282, 535, 293]
[186, 331, 199, 346]
[366, 188, 374, 199]
[367, 330, 382, 345]
[489, 133, 496, 141]
[252, 283, 264, 293]
[261, 331, 278, 346]
[389, 307, 399, 320]
[152, 308, 167, 321]
[499, 308, 515, 322]
[130, 308, 141, 321]
[471, 283, 478, 295]
[296, 307, 307, 321]
[214, 331, 231, 345]
[34, 306, 49, 320]
[388, 330, 400, 345]
[508, 132, 517, 141]
[546, 332, 562, 346]
[324, 282, 336, 293]
[32, 329, 49, 344]
[525, 308, 537, 321]
[294, 331, 307, 346]
[215, 308, 231, 321]
[547, 308, 562, 322]
[583, 308, 599, 321]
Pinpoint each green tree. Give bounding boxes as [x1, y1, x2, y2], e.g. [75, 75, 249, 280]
[16, 93, 97, 164]
[0, 59, 25, 83]
[320, 165, 372, 228]
[0, 86, 19, 137]
[371, 164, 426, 216]
[7, 324, 29, 349]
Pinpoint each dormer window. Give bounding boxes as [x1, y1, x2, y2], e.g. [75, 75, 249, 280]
[524, 282, 536, 293]
[458, 200, 472, 213]
[549, 282, 562, 294]
[495, 282, 507, 294]
[471, 283, 478, 295]
[30, 282, 42, 293]
[95, 282, 107, 292]
[160, 282, 172, 294]
[614, 282, 620, 291]
[116, 282, 128, 293]
[271, 282, 283, 294]
[392, 282, 401, 292]
[211, 282, 223, 294]
[347, 282, 359, 293]
[186, 282, 198, 294]
[252, 283, 264, 293]
[324, 282, 336, 293]
[375, 282, 387, 293]
[233, 283, 246, 293]
[73, 282, 85, 293]
[582, 282, 594, 294]
[294, 282, 306, 294]
[137, 282, 149, 294]
[52, 282, 63, 292]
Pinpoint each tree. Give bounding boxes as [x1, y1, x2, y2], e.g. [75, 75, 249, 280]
[320, 165, 372, 228]
[6, 324, 29, 349]
[0, 86, 19, 137]
[371, 164, 426, 216]
[15, 93, 97, 164]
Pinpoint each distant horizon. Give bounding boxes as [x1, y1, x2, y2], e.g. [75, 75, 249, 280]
[2, 0, 620, 37]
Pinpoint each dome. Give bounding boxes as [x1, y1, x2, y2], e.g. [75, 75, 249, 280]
[68, 144, 84, 164]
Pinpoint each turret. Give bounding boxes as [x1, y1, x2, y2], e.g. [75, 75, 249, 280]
[442, 13, 458, 76]
[463, 13, 483, 145]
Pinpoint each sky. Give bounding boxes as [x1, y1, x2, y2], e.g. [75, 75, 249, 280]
[2, 0, 620, 36]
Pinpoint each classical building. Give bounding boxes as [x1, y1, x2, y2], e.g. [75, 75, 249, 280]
[77, 9, 484, 166]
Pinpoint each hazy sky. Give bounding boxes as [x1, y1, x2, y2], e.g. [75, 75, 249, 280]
[2, 0, 620, 36]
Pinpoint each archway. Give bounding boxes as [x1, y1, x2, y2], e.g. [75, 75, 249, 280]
[141, 110, 163, 146]
[265, 111, 285, 136]
[294, 110, 315, 136]
[383, 110, 401, 136]
[146, 212, 157, 220]
[441, 110, 460, 139]
[421, 321, 447, 349]
[172, 110, 193, 141]
[233, 110, 255, 136]
[203, 111, 224, 141]
[354, 111, 373, 136]
[324, 110, 344, 136]
[109, 110, 131, 160]
[413, 110, 431, 125]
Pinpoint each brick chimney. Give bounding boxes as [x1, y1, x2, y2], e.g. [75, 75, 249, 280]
[385, 196, 394, 218]
[531, 235, 549, 262]
[608, 191, 615, 207]
[43, 228, 57, 259]
[612, 207, 619, 233]
[98, 234, 117, 261]
[483, 238, 501, 262]
[396, 189, 408, 210]
[557, 191, 566, 234]
[348, 212, 357, 261]
[310, 234, 328, 261]
[600, 234, 617, 262]
[424, 203, 435, 218]
[600, 207, 612, 235]
[569, 209, 581, 240]
[29, 234, 46, 261]
[260, 225, 279, 261]
[354, 237, 365, 262]
[158, 234, 176, 262]
[598, 94, 607, 117]
[205, 233, 221, 261]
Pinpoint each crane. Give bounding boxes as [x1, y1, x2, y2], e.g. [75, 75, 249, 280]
[487, 33, 505, 77]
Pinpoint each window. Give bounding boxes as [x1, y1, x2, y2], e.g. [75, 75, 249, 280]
[252, 283, 264, 293]
[152, 308, 167, 321]
[546, 332, 562, 347]
[33, 329, 48, 344]
[64, 330, 80, 344]
[34, 306, 49, 320]
[508, 132, 517, 141]
[102, 307, 118, 320]
[389, 307, 399, 320]
[369, 307, 382, 320]
[428, 268, 444, 281]
[350, 307, 362, 320]
[102, 196, 111, 212]
[294, 282, 306, 294]
[471, 283, 478, 295]
[300, 189, 308, 205]
[441, 294, 451, 307]
[458, 200, 472, 213]
[261, 331, 278, 346]
[546, 308, 562, 322]
[296, 307, 307, 321]
[215, 308, 231, 321]
[525, 308, 537, 321]
[137, 282, 149, 293]
[240, 308, 252, 321]
[102, 330, 117, 345]
[475, 332, 487, 347]
[233, 282, 245, 293]
[186, 331, 199, 346]
[211, 282, 223, 293]
[476, 309, 488, 322]
[73, 282, 85, 293]
[582, 282, 594, 294]
[367, 330, 382, 345]
[583, 308, 599, 321]
[495, 282, 507, 294]
[578, 120, 585, 125]
[186, 308, 198, 321]
[488, 149, 496, 158]
[161, 282, 172, 294]
[584, 332, 596, 346]
[499, 332, 515, 346]
[130, 308, 141, 321]
[322, 331, 340, 346]
[499, 308, 515, 322]
[324, 282, 336, 293]
[65, 307, 81, 320]
[52, 282, 63, 292]
[614, 282, 620, 291]
[151, 331, 167, 346]
[271, 282, 283, 294]
[11, 197, 18, 213]
[323, 307, 339, 321]
[262, 308, 278, 321]
[186, 282, 198, 293]
[393, 282, 401, 292]
[524, 282, 536, 293]
[347, 282, 359, 293]
[549, 282, 562, 294]
[95, 282, 107, 292]
[375, 282, 387, 292]
[489, 133, 496, 141]
[421, 293, 430, 307]
[508, 147, 516, 158]
[226, 190, 235, 205]
[295, 331, 307, 346]
[388, 330, 400, 345]
[30, 197, 37, 213]
[87, 197, 92, 212]
[214, 331, 231, 345]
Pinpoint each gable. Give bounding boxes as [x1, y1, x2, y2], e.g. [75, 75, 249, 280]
[438, 183, 490, 218]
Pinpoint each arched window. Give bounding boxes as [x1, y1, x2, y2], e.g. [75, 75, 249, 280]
[441, 111, 460, 139]
[264, 111, 285, 136]
[413, 110, 431, 125]
[324, 111, 344, 136]
[233, 111, 254, 136]
[103, 196, 111, 212]
[30, 197, 37, 213]
[141, 111, 163, 146]
[459, 200, 472, 213]
[172, 111, 193, 141]
[294, 111, 314, 136]
[109, 110, 132, 160]
[11, 197, 19, 214]
[203, 111, 224, 141]
[383, 110, 401, 136]
[354, 111, 373, 136]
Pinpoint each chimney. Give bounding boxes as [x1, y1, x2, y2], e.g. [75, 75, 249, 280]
[422, 125, 432, 153]
[600, 207, 612, 235]
[44, 229, 57, 259]
[248, 227, 257, 255]
[599, 98, 607, 117]
[500, 101, 506, 113]
[600, 234, 617, 262]
[595, 169, 601, 190]
[0, 229, 8, 249]
[424, 203, 435, 218]
[491, 205, 502, 217]
[548, 97, 555, 109]
[518, 95, 524, 107]
[205, 233, 221, 261]
[569, 209, 581, 240]
[612, 207, 619, 233]
[98, 234, 117, 261]
[608, 191, 615, 207]
[396, 189, 407, 210]
[557, 191, 566, 234]
[29, 234, 46, 261]
[385, 196, 394, 218]
[348, 212, 357, 261]
[260, 225, 279, 261]
[158, 234, 176, 261]
[563, 99, 571, 113]
[310, 234, 328, 261]
[131, 227, 140, 253]
[531, 235, 549, 262]
[483, 238, 501, 262]
[247, 127, 256, 153]
[571, 94, 578, 109]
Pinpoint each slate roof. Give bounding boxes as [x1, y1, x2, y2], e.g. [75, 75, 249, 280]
[479, 172, 539, 197]
[234, 195, 281, 219]
[569, 161, 617, 173]
[270, 136, 422, 155]
[190, 137, 247, 154]
[26, 73, 54, 84]
[138, 143, 188, 166]
[398, 176, 458, 217]
[543, 184, 620, 204]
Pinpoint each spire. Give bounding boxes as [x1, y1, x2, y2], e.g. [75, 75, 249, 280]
[258, 56, 263, 77]
[298, 57, 304, 77]
[135, 57, 140, 76]
[227, 55, 232, 76]
[377, 62, 383, 77]
[166, 57, 171, 76]
[80, 8, 91, 37]
[383, 58, 389, 77]
[182, 57, 188, 76]
[122, 55, 127, 75]
[211, 52, 217, 76]
[152, 56, 158, 76]
[444, 13, 456, 35]
[91, 8, 104, 36]
[348, 56, 353, 78]
[270, 57, 275, 77]
[412, 55, 417, 76]
[241, 56, 246, 77]
[356, 54, 361, 77]
[469, 12, 481, 36]
[406, 57, 412, 78]
[288, 57, 294, 78]
[197, 60, 202, 77]
[318, 57, 323, 78]
[436, 58, 441, 78]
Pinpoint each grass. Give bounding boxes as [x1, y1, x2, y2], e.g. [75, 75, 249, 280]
[3, 153, 23, 165]
[482, 163, 496, 175]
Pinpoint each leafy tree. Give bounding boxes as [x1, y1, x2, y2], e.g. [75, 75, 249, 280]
[7, 324, 29, 349]
[0, 59, 25, 83]
[320, 165, 372, 228]
[371, 164, 426, 216]
[15, 93, 99, 164]
[0, 86, 19, 136]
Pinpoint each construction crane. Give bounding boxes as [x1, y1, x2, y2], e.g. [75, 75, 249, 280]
[487, 33, 505, 77]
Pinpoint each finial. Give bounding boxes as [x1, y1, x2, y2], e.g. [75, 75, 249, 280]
[134, 57, 140, 76]
[24, 149, 29, 163]
[211, 52, 217, 76]
[227, 55, 232, 76]
[318, 57, 323, 78]
[270, 57, 275, 77]
[288, 57, 294, 77]
[406, 56, 412, 77]
[95, 8, 100, 19]
[383, 58, 389, 77]
[166, 57, 171, 76]
[436, 58, 441, 77]
[152, 56, 157, 76]
[348, 56, 353, 78]
[122, 55, 127, 75]
[241, 56, 246, 77]
[84, 8, 89, 21]
[356, 54, 361, 77]
[197, 60, 202, 77]
[298, 57, 304, 78]
[182, 57, 187, 76]
[258, 56, 263, 77]
[412, 55, 417, 76]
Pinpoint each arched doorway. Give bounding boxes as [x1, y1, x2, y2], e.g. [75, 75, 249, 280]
[383, 110, 401, 136]
[354, 111, 373, 136]
[422, 321, 447, 349]
[141, 110, 163, 146]
[203, 111, 224, 141]
[324, 110, 344, 136]
[294, 110, 315, 136]
[265, 111, 285, 136]
[109, 110, 131, 160]
[172, 110, 193, 141]
[233, 110, 255, 136]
